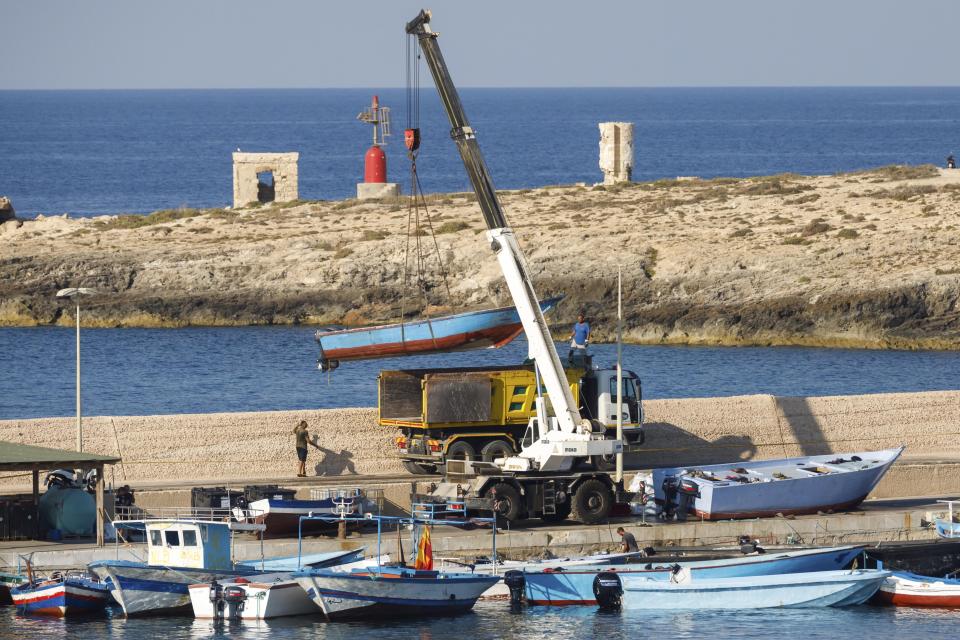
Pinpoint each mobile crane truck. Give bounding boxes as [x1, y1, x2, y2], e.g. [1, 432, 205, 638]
[404, 9, 637, 524]
[383, 358, 645, 475]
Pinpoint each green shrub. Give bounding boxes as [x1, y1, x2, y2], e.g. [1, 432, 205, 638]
[435, 220, 471, 234]
[800, 219, 832, 237]
[782, 236, 809, 245]
[836, 228, 859, 239]
[729, 228, 752, 238]
[333, 247, 353, 259]
[360, 229, 387, 241]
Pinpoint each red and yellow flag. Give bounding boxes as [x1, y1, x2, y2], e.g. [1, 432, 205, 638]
[414, 525, 433, 571]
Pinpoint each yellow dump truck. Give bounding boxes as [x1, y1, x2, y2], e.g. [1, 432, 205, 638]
[380, 360, 644, 474]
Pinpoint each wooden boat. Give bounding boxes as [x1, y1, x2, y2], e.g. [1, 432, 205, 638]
[89, 517, 363, 616]
[11, 573, 110, 616]
[294, 565, 499, 620]
[874, 571, 960, 607]
[315, 296, 562, 370]
[518, 545, 865, 605]
[608, 569, 890, 610]
[246, 488, 378, 538]
[649, 447, 903, 520]
[188, 555, 390, 620]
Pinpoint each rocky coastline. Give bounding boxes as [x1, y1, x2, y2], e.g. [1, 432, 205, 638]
[2, 165, 960, 349]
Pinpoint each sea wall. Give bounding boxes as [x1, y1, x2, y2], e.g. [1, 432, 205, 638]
[2, 390, 958, 493]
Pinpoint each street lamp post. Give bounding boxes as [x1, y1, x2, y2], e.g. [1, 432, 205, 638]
[56, 287, 96, 452]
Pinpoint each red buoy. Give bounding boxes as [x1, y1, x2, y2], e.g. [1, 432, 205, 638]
[364, 145, 386, 183]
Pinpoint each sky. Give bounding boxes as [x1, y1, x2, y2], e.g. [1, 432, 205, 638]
[2, 0, 960, 89]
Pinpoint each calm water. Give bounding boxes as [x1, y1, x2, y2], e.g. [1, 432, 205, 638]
[2, 327, 960, 420]
[2, 87, 960, 217]
[3, 601, 959, 640]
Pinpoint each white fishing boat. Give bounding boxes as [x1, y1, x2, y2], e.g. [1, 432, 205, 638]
[601, 569, 890, 610]
[645, 447, 903, 520]
[89, 515, 363, 616]
[293, 512, 500, 621]
[188, 555, 390, 620]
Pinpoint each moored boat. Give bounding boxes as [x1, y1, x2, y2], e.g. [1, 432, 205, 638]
[606, 569, 890, 610]
[874, 571, 960, 607]
[89, 516, 363, 616]
[517, 545, 866, 605]
[0, 572, 28, 605]
[11, 573, 110, 617]
[188, 555, 390, 620]
[246, 487, 378, 538]
[934, 500, 960, 539]
[647, 447, 904, 520]
[294, 565, 500, 620]
[315, 297, 562, 370]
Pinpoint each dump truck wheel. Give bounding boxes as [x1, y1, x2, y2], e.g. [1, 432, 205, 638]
[490, 482, 523, 522]
[481, 439, 514, 463]
[570, 479, 612, 524]
[446, 440, 477, 461]
[402, 460, 437, 475]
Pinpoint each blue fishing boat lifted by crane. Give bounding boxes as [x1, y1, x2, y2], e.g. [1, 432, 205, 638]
[315, 297, 563, 371]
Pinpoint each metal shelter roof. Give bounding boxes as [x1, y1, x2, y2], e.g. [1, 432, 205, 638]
[0, 441, 120, 472]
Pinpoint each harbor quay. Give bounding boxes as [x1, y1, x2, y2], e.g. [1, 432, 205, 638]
[2, 389, 959, 493]
[0, 495, 953, 572]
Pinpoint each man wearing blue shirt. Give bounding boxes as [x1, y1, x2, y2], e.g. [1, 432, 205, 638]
[568, 313, 590, 362]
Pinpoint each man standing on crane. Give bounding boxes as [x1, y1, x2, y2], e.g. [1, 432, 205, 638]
[568, 313, 590, 363]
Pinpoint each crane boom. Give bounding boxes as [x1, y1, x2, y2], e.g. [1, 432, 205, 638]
[406, 10, 582, 437]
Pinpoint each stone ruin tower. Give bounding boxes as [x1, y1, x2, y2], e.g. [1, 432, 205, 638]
[599, 122, 634, 185]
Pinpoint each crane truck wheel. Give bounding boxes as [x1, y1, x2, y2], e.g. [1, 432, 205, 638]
[490, 482, 523, 522]
[570, 479, 613, 524]
[480, 439, 514, 463]
[402, 460, 437, 475]
[445, 440, 477, 461]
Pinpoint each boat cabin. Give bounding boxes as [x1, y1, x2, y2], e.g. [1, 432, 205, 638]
[145, 520, 233, 570]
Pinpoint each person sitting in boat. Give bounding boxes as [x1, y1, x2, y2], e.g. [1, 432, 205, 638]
[568, 313, 590, 362]
[293, 420, 321, 478]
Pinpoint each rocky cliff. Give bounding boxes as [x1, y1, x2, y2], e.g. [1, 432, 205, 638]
[3, 165, 960, 349]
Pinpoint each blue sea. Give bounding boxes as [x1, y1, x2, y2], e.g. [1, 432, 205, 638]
[2, 87, 960, 217]
[3, 329, 960, 420]
[3, 599, 958, 640]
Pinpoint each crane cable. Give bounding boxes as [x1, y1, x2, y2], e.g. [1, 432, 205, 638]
[400, 33, 452, 347]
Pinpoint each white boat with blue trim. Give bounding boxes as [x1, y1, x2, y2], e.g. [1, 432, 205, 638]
[649, 447, 903, 520]
[294, 565, 499, 620]
[88, 517, 363, 616]
[605, 569, 890, 610]
[516, 545, 865, 605]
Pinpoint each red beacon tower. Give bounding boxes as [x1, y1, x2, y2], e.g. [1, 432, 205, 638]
[357, 95, 391, 184]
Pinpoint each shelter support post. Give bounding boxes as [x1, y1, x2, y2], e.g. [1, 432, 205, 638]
[32, 467, 40, 539]
[96, 464, 104, 546]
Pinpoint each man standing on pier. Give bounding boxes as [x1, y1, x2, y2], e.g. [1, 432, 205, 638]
[293, 420, 321, 477]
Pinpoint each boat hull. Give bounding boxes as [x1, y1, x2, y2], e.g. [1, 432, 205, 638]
[620, 570, 888, 610]
[653, 448, 903, 520]
[316, 297, 561, 364]
[295, 569, 499, 620]
[90, 562, 259, 617]
[524, 546, 864, 605]
[874, 572, 960, 607]
[190, 578, 318, 619]
[11, 578, 109, 617]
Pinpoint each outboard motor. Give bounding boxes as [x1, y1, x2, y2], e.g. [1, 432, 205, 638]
[503, 570, 526, 604]
[738, 535, 764, 555]
[675, 477, 699, 522]
[592, 571, 623, 610]
[209, 580, 224, 619]
[223, 585, 247, 620]
[660, 477, 678, 520]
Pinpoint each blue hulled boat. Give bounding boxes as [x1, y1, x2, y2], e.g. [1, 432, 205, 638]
[315, 297, 562, 370]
